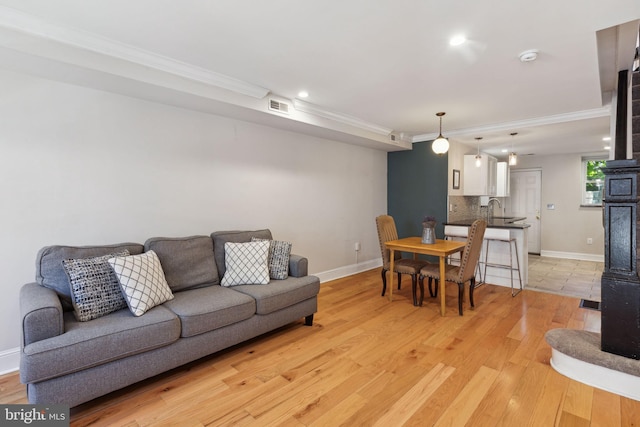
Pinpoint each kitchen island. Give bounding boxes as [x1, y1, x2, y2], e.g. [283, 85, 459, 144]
[444, 217, 530, 290]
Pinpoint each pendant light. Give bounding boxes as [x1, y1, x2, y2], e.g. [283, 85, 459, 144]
[508, 132, 518, 166]
[431, 112, 449, 155]
[475, 137, 482, 167]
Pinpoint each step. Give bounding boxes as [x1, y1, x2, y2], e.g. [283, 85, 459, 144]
[545, 328, 640, 401]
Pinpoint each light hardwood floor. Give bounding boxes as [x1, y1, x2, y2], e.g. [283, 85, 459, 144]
[2, 268, 639, 426]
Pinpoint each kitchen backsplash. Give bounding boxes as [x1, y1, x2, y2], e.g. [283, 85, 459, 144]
[448, 195, 504, 221]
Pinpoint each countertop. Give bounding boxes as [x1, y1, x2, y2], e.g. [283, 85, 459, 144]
[445, 217, 530, 229]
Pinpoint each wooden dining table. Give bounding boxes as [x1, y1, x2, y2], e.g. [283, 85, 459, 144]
[384, 237, 466, 316]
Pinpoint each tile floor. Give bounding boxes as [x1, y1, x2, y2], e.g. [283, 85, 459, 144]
[526, 254, 603, 301]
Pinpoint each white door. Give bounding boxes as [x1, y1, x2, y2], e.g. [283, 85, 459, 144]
[506, 169, 541, 254]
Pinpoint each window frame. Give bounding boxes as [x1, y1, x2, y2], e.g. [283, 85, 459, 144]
[581, 156, 606, 207]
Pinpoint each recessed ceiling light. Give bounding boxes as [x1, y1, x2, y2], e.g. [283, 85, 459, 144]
[602, 136, 611, 141]
[449, 35, 466, 46]
[604, 145, 611, 150]
[519, 49, 538, 62]
[501, 149, 508, 153]
[297, 91, 309, 98]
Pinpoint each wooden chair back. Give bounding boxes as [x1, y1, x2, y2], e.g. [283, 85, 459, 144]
[375, 215, 400, 269]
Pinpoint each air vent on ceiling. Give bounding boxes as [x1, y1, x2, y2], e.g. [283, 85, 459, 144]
[269, 99, 289, 114]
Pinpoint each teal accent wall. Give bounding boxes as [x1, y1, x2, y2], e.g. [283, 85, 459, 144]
[388, 140, 448, 242]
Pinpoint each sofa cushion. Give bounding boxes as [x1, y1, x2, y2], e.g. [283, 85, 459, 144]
[36, 243, 144, 306]
[62, 251, 130, 322]
[231, 275, 320, 315]
[211, 229, 272, 278]
[221, 241, 270, 286]
[108, 251, 174, 316]
[252, 238, 292, 280]
[21, 305, 180, 383]
[163, 286, 256, 337]
[144, 235, 219, 291]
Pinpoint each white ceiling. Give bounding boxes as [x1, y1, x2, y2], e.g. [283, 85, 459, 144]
[0, 0, 638, 158]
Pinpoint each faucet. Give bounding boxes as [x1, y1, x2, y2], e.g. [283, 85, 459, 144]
[487, 197, 501, 221]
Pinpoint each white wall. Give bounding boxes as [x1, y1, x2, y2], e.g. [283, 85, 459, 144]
[513, 153, 604, 258]
[446, 139, 467, 198]
[0, 69, 387, 367]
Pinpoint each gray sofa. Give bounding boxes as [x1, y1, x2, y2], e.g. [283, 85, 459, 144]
[19, 229, 320, 407]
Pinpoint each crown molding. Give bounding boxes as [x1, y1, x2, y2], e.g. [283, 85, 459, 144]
[293, 98, 393, 136]
[0, 5, 270, 99]
[0, 6, 410, 151]
[412, 106, 612, 142]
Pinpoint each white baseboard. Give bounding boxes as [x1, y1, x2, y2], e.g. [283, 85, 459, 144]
[539, 250, 604, 263]
[314, 258, 381, 283]
[0, 347, 20, 375]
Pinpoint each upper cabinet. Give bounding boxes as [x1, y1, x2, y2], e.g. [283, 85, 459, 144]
[496, 161, 510, 197]
[463, 154, 497, 196]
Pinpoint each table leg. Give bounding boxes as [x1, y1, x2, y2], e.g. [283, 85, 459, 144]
[439, 255, 446, 315]
[389, 249, 395, 302]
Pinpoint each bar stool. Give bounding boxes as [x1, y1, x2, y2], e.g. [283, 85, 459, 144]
[483, 237, 522, 296]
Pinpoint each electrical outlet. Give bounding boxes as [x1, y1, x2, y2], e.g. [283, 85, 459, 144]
[587, 238, 593, 245]
[355, 242, 361, 251]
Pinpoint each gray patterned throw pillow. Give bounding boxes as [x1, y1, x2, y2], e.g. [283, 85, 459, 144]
[252, 238, 292, 280]
[108, 250, 174, 316]
[62, 250, 130, 322]
[221, 240, 270, 286]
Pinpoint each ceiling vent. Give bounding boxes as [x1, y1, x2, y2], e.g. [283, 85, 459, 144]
[268, 99, 289, 114]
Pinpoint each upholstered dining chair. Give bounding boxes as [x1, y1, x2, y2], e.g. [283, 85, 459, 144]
[376, 215, 433, 306]
[418, 219, 487, 315]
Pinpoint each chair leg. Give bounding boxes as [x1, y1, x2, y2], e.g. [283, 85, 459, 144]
[381, 268, 388, 296]
[411, 274, 418, 306]
[469, 277, 476, 308]
[432, 279, 438, 298]
[428, 277, 435, 298]
[397, 273, 402, 290]
[457, 282, 464, 315]
[411, 274, 424, 306]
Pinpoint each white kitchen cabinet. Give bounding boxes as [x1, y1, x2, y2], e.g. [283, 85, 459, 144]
[496, 161, 510, 197]
[463, 154, 497, 196]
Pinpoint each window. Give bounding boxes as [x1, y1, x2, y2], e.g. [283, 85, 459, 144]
[582, 157, 606, 206]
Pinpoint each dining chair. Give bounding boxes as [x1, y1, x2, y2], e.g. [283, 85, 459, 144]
[418, 219, 487, 315]
[376, 215, 433, 306]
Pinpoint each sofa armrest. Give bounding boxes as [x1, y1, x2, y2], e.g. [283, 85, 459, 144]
[288, 254, 308, 278]
[20, 282, 64, 347]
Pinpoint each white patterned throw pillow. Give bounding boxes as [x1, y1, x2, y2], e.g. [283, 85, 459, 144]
[108, 250, 174, 316]
[221, 240, 270, 286]
[62, 250, 130, 322]
[251, 238, 292, 280]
